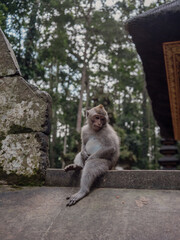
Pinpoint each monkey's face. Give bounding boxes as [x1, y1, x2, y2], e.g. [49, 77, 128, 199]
[91, 114, 106, 131]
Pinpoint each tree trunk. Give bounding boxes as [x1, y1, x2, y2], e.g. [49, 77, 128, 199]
[85, 71, 90, 111]
[76, 64, 87, 133]
[141, 83, 149, 168]
[76, 2, 93, 133]
[49, 62, 58, 168]
[62, 125, 68, 168]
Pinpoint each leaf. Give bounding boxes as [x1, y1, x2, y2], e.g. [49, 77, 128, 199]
[135, 197, 149, 208]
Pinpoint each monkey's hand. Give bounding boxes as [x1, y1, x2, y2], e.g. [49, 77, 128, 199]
[81, 149, 89, 161]
[64, 164, 82, 172]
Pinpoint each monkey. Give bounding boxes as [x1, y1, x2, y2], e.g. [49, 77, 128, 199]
[64, 104, 120, 206]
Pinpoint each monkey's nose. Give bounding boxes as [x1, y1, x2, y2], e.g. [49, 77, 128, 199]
[97, 121, 102, 126]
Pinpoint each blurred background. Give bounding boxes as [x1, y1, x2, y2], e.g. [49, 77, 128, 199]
[0, 0, 173, 170]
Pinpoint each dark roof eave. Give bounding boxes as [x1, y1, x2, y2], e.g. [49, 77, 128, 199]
[126, 0, 180, 139]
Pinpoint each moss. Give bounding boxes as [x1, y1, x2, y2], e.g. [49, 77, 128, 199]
[0, 131, 5, 140]
[0, 131, 6, 151]
[9, 157, 17, 162]
[0, 167, 45, 186]
[8, 124, 33, 134]
[11, 185, 23, 190]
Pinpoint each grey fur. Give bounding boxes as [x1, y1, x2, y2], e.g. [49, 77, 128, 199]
[65, 106, 120, 206]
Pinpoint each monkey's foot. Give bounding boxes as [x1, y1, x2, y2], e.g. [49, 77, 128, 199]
[64, 164, 82, 172]
[66, 190, 87, 206]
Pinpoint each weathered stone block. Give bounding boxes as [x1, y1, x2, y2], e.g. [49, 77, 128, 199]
[0, 28, 21, 76]
[0, 133, 49, 176]
[0, 28, 52, 180]
[0, 76, 51, 135]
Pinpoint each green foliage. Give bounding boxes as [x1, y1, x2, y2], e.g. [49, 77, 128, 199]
[61, 152, 76, 166]
[0, 3, 7, 30]
[119, 147, 137, 168]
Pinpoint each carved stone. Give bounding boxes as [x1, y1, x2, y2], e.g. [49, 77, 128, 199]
[163, 41, 180, 140]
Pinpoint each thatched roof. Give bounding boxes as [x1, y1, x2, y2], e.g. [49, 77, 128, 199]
[126, 0, 180, 139]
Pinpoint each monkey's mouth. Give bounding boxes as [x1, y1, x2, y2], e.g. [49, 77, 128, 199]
[93, 125, 102, 131]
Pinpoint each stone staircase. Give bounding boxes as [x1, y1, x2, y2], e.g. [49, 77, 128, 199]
[45, 168, 180, 190]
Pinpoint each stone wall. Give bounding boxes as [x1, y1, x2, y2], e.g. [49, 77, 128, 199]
[0, 29, 52, 181]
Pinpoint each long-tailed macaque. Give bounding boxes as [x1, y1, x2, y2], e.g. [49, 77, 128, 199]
[64, 104, 120, 206]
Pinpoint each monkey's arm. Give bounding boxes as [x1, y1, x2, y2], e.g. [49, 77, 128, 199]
[64, 152, 83, 172]
[80, 140, 88, 159]
[80, 128, 90, 161]
[87, 146, 115, 161]
[81, 149, 89, 161]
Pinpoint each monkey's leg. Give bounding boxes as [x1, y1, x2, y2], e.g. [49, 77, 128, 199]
[66, 158, 110, 206]
[64, 152, 83, 172]
[88, 146, 115, 161]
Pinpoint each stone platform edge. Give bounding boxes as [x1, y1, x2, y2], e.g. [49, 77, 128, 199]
[45, 169, 180, 190]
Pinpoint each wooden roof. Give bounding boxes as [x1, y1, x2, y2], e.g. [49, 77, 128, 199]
[126, 0, 180, 140]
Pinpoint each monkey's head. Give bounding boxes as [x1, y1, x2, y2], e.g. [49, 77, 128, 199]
[87, 104, 108, 131]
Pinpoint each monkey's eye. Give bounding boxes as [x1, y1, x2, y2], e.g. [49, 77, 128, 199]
[101, 118, 106, 124]
[95, 116, 100, 120]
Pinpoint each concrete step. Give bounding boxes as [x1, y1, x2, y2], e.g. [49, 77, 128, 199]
[1, 186, 180, 240]
[45, 168, 180, 190]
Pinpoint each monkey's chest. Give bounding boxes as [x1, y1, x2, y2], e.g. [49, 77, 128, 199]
[85, 137, 102, 155]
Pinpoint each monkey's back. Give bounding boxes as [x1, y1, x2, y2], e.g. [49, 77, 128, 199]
[106, 124, 120, 168]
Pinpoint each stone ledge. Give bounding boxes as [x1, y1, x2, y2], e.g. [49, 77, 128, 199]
[45, 168, 180, 190]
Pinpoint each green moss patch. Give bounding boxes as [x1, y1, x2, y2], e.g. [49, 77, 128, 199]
[8, 124, 33, 134]
[0, 167, 45, 186]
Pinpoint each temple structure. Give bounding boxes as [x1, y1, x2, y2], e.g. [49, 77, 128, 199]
[126, 0, 180, 168]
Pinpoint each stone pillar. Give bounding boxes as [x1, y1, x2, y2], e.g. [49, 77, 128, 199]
[0, 29, 52, 182]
